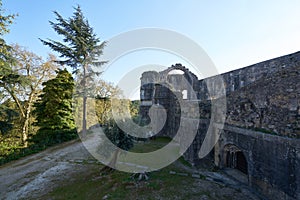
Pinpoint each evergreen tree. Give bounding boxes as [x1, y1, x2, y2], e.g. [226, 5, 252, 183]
[0, 0, 16, 70]
[0, 0, 18, 92]
[0, 100, 18, 134]
[40, 5, 106, 137]
[0, 0, 24, 141]
[33, 69, 77, 146]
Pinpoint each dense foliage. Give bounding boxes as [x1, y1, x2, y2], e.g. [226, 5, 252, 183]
[32, 69, 77, 146]
[0, 0, 16, 69]
[0, 0, 18, 136]
[103, 119, 134, 151]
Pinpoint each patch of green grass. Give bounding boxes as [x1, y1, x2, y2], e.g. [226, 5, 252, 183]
[44, 138, 197, 200]
[45, 163, 196, 200]
[148, 181, 161, 190]
[46, 165, 131, 200]
[130, 136, 172, 153]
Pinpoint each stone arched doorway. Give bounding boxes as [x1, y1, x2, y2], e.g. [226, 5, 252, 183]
[224, 144, 248, 175]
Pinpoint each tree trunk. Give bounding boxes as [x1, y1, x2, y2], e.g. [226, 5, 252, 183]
[5, 86, 29, 146]
[82, 95, 87, 137]
[22, 116, 29, 147]
[82, 64, 87, 137]
[22, 95, 33, 147]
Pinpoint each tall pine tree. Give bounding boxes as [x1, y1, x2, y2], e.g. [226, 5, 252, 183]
[40, 5, 106, 137]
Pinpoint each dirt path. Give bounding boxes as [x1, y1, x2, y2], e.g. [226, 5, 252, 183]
[0, 139, 96, 200]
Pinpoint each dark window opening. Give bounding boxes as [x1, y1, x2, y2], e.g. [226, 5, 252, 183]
[236, 151, 248, 174]
[225, 147, 248, 175]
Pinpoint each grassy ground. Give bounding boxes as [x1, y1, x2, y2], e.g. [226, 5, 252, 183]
[41, 137, 259, 200]
[44, 164, 197, 200]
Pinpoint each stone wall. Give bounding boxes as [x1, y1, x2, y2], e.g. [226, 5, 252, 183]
[215, 126, 300, 200]
[225, 64, 300, 138]
[180, 121, 300, 200]
[140, 51, 300, 138]
[197, 50, 300, 100]
[139, 51, 300, 199]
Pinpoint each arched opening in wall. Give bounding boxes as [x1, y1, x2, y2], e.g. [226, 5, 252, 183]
[167, 69, 185, 75]
[166, 69, 185, 87]
[166, 69, 191, 100]
[224, 144, 248, 175]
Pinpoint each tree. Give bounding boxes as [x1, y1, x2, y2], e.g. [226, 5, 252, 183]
[0, 2, 27, 145]
[0, 0, 18, 97]
[40, 5, 106, 137]
[35, 68, 75, 130]
[101, 119, 134, 172]
[0, 0, 16, 70]
[2, 45, 58, 146]
[0, 99, 18, 134]
[94, 80, 121, 125]
[33, 69, 77, 146]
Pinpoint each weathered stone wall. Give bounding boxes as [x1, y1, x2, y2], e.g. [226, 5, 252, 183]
[141, 52, 300, 138]
[198, 51, 300, 100]
[179, 122, 300, 199]
[181, 119, 210, 165]
[224, 65, 300, 138]
[180, 121, 300, 200]
[139, 52, 300, 199]
[215, 126, 300, 200]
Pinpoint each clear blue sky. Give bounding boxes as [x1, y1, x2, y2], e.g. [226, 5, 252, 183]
[3, 0, 300, 85]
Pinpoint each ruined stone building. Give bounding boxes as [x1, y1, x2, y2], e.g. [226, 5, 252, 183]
[139, 51, 300, 200]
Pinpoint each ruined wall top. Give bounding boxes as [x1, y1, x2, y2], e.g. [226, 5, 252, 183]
[140, 50, 300, 137]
